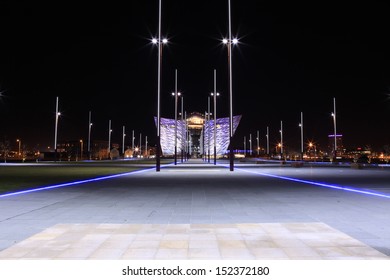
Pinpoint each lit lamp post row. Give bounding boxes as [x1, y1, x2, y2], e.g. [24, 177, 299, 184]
[246, 97, 337, 161]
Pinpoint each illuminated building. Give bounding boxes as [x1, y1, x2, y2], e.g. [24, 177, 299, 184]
[155, 112, 241, 157]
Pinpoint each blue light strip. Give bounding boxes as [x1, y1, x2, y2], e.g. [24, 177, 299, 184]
[238, 167, 390, 199]
[217, 163, 390, 199]
[0, 163, 173, 199]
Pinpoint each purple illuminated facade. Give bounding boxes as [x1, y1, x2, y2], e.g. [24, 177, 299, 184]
[155, 113, 241, 157]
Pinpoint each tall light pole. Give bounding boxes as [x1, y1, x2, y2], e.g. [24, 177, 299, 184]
[266, 126, 269, 157]
[332, 97, 337, 161]
[223, 0, 238, 171]
[153, 0, 168, 171]
[122, 125, 126, 155]
[211, 69, 219, 165]
[249, 133, 252, 156]
[171, 69, 181, 165]
[207, 96, 211, 163]
[139, 133, 142, 157]
[145, 136, 148, 158]
[299, 112, 304, 161]
[181, 95, 184, 162]
[132, 130, 135, 156]
[256, 130, 260, 156]
[184, 111, 188, 160]
[88, 111, 92, 160]
[54, 96, 60, 161]
[108, 120, 112, 159]
[16, 139, 21, 158]
[280, 121, 283, 159]
[79, 139, 83, 161]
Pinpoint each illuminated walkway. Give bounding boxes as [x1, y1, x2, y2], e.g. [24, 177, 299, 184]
[0, 159, 389, 259]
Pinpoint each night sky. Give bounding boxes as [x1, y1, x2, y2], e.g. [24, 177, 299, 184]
[1, 1, 390, 152]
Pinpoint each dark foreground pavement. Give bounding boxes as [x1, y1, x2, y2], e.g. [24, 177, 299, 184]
[0, 159, 389, 259]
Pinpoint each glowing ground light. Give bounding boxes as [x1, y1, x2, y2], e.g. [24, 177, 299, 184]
[218, 164, 390, 199]
[0, 164, 173, 199]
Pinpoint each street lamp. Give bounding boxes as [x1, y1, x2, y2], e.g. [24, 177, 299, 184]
[145, 136, 148, 158]
[207, 96, 211, 163]
[122, 125, 126, 155]
[54, 96, 61, 161]
[139, 133, 142, 157]
[256, 130, 260, 156]
[243, 136, 246, 156]
[108, 120, 112, 159]
[331, 97, 337, 161]
[153, 0, 168, 171]
[171, 69, 181, 165]
[132, 130, 135, 156]
[180, 95, 184, 162]
[266, 126, 269, 157]
[211, 69, 219, 165]
[88, 111, 92, 160]
[299, 112, 304, 161]
[280, 120, 283, 160]
[223, 0, 239, 171]
[16, 139, 21, 158]
[249, 133, 252, 156]
[79, 139, 83, 161]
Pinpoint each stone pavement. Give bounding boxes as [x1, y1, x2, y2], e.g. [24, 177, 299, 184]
[0, 159, 389, 259]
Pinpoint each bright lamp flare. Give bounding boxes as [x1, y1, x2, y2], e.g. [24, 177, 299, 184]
[222, 39, 228, 44]
[152, 38, 158, 44]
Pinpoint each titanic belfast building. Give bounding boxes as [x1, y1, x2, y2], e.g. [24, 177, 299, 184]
[155, 112, 241, 158]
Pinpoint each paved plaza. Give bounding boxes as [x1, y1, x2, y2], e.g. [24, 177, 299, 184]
[0, 159, 389, 259]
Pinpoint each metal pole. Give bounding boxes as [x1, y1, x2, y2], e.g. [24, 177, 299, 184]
[228, 0, 234, 171]
[300, 111, 304, 161]
[266, 126, 269, 156]
[139, 133, 142, 157]
[132, 130, 135, 156]
[174, 69, 178, 165]
[213, 69, 217, 165]
[184, 111, 187, 160]
[208, 96, 211, 163]
[280, 120, 283, 159]
[257, 130, 259, 156]
[88, 111, 92, 160]
[156, 0, 162, 171]
[145, 136, 148, 158]
[181, 95, 184, 162]
[249, 133, 252, 156]
[54, 96, 59, 161]
[108, 120, 111, 159]
[122, 125, 126, 155]
[333, 97, 337, 161]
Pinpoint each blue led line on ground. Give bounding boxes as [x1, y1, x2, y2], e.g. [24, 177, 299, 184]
[216, 162, 390, 199]
[0, 163, 173, 199]
[236, 167, 390, 199]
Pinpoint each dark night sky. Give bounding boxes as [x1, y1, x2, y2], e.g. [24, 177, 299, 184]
[1, 1, 390, 152]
